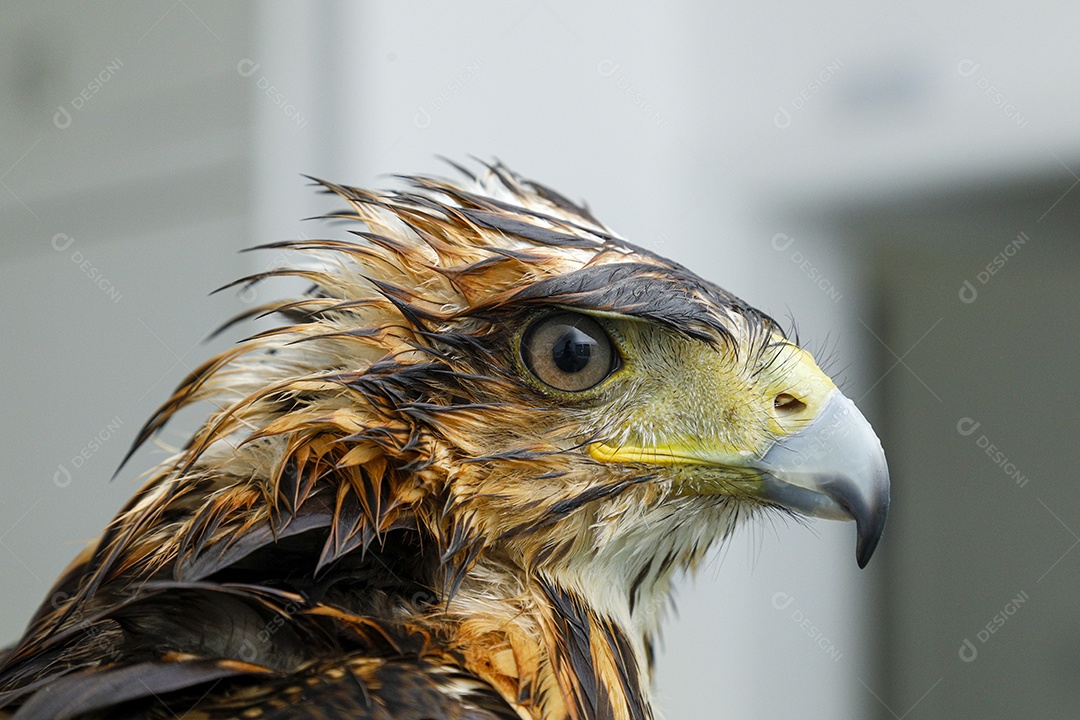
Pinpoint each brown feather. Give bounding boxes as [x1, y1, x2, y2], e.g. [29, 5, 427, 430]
[1, 161, 783, 720]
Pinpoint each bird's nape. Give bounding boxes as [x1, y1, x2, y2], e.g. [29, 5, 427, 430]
[0, 160, 889, 720]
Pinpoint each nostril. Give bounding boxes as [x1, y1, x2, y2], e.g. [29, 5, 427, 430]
[774, 393, 807, 414]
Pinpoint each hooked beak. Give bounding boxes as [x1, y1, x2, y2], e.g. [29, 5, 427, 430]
[586, 338, 890, 568]
[749, 390, 890, 568]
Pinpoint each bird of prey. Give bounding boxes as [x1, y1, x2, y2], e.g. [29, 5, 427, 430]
[0, 162, 888, 720]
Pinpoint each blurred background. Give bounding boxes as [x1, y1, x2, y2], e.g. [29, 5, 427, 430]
[2, 2, 1078, 718]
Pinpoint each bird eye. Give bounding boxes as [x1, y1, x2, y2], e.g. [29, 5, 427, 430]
[521, 313, 616, 392]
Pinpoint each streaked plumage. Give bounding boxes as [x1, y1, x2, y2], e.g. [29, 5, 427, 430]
[0, 161, 889, 720]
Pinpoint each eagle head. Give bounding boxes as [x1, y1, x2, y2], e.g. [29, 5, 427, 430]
[0, 161, 888, 720]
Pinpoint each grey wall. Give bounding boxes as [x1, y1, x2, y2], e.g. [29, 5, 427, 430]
[865, 184, 1080, 719]
[2, 2, 1079, 719]
[0, 0, 255, 643]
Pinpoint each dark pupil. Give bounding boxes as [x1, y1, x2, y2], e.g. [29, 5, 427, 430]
[551, 328, 596, 373]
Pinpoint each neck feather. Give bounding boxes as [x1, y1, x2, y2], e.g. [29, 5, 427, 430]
[448, 498, 743, 720]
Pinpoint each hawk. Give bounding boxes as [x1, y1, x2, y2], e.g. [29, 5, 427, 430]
[0, 162, 888, 719]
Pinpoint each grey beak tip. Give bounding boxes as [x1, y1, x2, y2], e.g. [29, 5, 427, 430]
[855, 496, 890, 568]
[856, 532, 878, 569]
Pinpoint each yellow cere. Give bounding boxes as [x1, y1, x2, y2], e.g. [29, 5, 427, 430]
[586, 340, 838, 469]
[759, 342, 837, 438]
